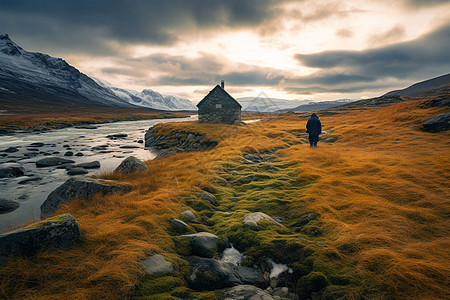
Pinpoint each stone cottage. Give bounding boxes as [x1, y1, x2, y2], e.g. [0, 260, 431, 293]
[197, 81, 242, 124]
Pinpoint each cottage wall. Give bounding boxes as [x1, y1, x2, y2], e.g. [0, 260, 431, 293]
[197, 88, 241, 124]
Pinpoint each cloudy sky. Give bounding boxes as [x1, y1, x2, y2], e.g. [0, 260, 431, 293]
[1, 0, 450, 102]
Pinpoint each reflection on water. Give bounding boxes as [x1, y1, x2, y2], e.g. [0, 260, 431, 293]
[0, 116, 197, 232]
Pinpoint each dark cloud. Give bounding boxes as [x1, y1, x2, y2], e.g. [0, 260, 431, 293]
[405, 0, 450, 7]
[0, 0, 284, 50]
[102, 52, 286, 87]
[292, 24, 450, 92]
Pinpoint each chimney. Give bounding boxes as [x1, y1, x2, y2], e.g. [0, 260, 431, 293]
[221, 80, 224, 89]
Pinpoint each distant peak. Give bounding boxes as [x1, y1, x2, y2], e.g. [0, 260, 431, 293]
[0, 33, 24, 55]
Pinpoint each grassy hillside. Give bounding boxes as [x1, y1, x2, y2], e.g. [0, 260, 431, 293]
[0, 99, 449, 299]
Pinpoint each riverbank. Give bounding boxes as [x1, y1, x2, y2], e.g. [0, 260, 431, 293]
[0, 99, 449, 299]
[0, 105, 191, 132]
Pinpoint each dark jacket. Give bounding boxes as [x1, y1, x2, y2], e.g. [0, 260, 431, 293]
[306, 115, 322, 136]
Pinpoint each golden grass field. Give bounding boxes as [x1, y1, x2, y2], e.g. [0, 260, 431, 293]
[0, 99, 449, 299]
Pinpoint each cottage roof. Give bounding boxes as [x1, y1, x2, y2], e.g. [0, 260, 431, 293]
[196, 85, 242, 108]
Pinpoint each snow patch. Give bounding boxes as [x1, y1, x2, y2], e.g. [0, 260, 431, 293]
[267, 258, 293, 278]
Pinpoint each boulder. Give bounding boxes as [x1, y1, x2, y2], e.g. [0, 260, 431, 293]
[181, 210, 197, 223]
[35, 157, 75, 167]
[114, 156, 148, 174]
[40, 177, 130, 216]
[144, 126, 157, 147]
[0, 165, 26, 178]
[0, 213, 81, 265]
[0, 199, 20, 213]
[201, 192, 218, 206]
[243, 212, 283, 227]
[221, 285, 274, 300]
[141, 254, 174, 275]
[171, 219, 189, 230]
[64, 151, 74, 156]
[18, 176, 42, 184]
[188, 256, 267, 291]
[422, 112, 450, 132]
[180, 232, 218, 258]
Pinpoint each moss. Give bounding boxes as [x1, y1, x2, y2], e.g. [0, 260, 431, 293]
[132, 275, 185, 297]
[25, 213, 74, 229]
[171, 237, 192, 256]
[296, 272, 329, 299]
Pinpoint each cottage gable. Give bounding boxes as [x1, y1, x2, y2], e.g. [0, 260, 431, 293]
[197, 84, 241, 124]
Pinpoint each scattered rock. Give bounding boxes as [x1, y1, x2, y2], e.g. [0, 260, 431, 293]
[0, 199, 20, 213]
[244, 153, 263, 164]
[201, 192, 218, 206]
[0, 165, 26, 178]
[0, 213, 81, 265]
[141, 254, 174, 275]
[35, 157, 75, 167]
[28, 142, 45, 147]
[32, 125, 46, 132]
[422, 112, 450, 132]
[114, 156, 148, 174]
[272, 287, 289, 298]
[67, 168, 89, 175]
[74, 125, 98, 129]
[322, 136, 338, 143]
[181, 210, 197, 223]
[221, 285, 274, 300]
[40, 177, 131, 216]
[180, 232, 218, 258]
[107, 133, 128, 139]
[188, 257, 267, 291]
[119, 145, 140, 149]
[92, 145, 109, 150]
[3, 147, 19, 153]
[243, 212, 283, 227]
[64, 151, 74, 156]
[75, 152, 84, 156]
[76, 161, 101, 169]
[292, 213, 318, 227]
[18, 176, 42, 184]
[137, 140, 143, 144]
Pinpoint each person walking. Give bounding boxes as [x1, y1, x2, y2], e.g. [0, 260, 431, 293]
[306, 113, 322, 147]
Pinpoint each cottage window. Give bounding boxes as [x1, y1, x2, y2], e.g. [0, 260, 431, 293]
[215, 104, 222, 109]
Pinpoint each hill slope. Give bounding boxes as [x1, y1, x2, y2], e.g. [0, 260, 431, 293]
[385, 73, 450, 97]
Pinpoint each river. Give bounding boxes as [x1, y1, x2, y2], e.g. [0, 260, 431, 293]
[0, 115, 197, 233]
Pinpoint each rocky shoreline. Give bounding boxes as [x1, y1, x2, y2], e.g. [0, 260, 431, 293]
[144, 124, 218, 157]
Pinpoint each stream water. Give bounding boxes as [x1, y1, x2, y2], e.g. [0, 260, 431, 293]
[0, 115, 197, 233]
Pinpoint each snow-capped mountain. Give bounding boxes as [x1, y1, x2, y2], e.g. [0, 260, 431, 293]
[236, 97, 311, 112]
[0, 34, 134, 108]
[94, 78, 196, 111]
[0, 34, 196, 110]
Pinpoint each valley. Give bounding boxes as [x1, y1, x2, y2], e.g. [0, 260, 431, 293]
[1, 96, 448, 299]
